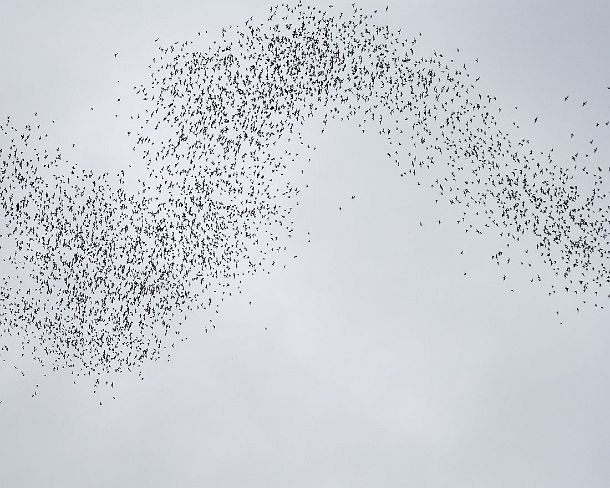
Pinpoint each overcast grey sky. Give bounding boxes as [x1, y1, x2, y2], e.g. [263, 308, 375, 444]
[1, 1, 610, 487]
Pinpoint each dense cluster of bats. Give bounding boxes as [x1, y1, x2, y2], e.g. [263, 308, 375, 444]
[1, 3, 609, 386]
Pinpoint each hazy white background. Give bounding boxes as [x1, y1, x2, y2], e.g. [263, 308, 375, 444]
[1, 1, 610, 486]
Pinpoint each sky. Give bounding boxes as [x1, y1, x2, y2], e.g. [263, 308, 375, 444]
[1, 1, 610, 487]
